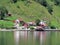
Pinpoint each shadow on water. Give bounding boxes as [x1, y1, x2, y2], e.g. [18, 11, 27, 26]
[0, 30, 60, 45]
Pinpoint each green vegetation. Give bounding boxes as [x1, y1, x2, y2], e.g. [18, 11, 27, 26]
[0, 0, 60, 28]
[35, 19, 40, 26]
[54, 0, 60, 5]
[34, 0, 47, 7]
[12, 0, 17, 3]
[0, 6, 8, 20]
[0, 20, 14, 29]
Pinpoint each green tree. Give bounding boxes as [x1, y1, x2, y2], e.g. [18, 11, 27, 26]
[34, 0, 47, 7]
[0, 6, 8, 20]
[35, 19, 40, 26]
[12, 0, 17, 3]
[47, 4, 53, 15]
[54, 0, 60, 5]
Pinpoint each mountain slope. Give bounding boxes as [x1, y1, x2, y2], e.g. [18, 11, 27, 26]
[0, 0, 60, 28]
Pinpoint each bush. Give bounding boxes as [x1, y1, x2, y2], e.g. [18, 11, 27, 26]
[35, 19, 40, 26]
[17, 6, 20, 9]
[34, 0, 47, 7]
[54, 0, 60, 5]
[50, 26, 56, 29]
[24, 0, 32, 7]
[12, 0, 17, 3]
[0, 6, 8, 20]
[47, 4, 53, 15]
[30, 26, 35, 30]
[0, 20, 14, 29]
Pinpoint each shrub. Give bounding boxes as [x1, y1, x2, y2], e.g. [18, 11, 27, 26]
[0, 6, 8, 20]
[47, 4, 53, 15]
[12, 0, 17, 3]
[34, 0, 47, 7]
[50, 26, 56, 29]
[17, 6, 20, 9]
[24, 0, 32, 7]
[35, 19, 40, 26]
[30, 26, 35, 30]
[54, 0, 60, 5]
[0, 20, 14, 29]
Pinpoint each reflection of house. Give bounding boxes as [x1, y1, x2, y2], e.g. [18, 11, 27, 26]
[33, 31, 47, 45]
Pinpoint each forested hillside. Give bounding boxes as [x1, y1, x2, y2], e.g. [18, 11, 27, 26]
[0, 0, 60, 28]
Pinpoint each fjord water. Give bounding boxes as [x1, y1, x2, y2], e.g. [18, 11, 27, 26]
[0, 31, 60, 45]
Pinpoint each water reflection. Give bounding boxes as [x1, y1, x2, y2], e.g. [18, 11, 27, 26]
[0, 31, 14, 45]
[14, 31, 20, 45]
[0, 31, 60, 45]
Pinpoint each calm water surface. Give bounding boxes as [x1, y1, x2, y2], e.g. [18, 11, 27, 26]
[0, 30, 60, 45]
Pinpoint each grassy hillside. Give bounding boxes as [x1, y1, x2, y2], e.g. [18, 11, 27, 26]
[0, 0, 60, 28]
